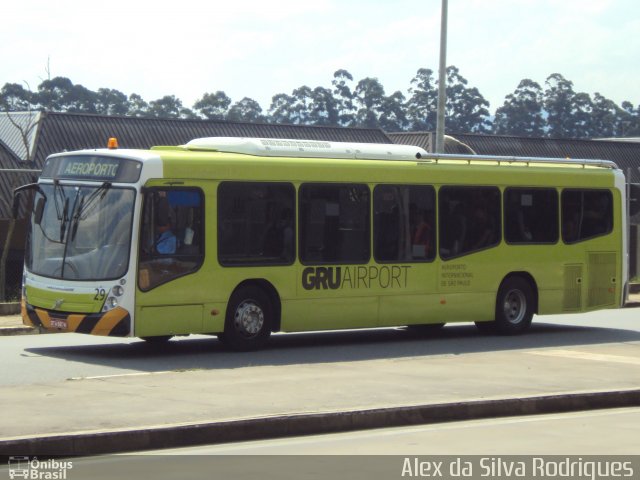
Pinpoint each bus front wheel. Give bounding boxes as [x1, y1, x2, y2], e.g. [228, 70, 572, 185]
[219, 286, 272, 351]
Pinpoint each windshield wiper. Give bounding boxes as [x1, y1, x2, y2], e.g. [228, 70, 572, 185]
[52, 180, 71, 242]
[70, 182, 112, 241]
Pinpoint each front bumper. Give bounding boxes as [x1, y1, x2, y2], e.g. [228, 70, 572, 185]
[22, 302, 131, 337]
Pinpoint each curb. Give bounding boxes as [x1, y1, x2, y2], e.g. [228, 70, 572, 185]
[2, 388, 639, 457]
[0, 325, 37, 336]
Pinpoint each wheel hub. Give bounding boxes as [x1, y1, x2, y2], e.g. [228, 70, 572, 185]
[503, 289, 526, 324]
[234, 301, 264, 337]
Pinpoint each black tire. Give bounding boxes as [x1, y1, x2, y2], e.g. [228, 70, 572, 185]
[407, 323, 446, 333]
[474, 320, 497, 334]
[493, 277, 534, 335]
[140, 335, 173, 344]
[219, 286, 272, 351]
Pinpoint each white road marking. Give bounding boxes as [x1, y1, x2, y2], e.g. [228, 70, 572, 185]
[67, 370, 185, 381]
[528, 349, 640, 366]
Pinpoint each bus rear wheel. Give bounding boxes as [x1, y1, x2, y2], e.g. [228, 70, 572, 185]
[219, 286, 272, 351]
[475, 277, 534, 335]
[494, 277, 534, 334]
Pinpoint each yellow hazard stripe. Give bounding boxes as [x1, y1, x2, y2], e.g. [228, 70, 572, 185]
[91, 308, 129, 336]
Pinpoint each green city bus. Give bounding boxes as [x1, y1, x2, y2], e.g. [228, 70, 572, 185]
[17, 137, 627, 350]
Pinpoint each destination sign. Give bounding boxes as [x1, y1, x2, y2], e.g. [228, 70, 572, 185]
[61, 158, 120, 178]
[41, 155, 142, 182]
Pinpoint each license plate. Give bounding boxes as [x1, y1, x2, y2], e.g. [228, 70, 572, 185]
[50, 318, 68, 329]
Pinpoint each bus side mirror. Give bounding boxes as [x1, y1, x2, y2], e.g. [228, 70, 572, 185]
[13, 183, 45, 222]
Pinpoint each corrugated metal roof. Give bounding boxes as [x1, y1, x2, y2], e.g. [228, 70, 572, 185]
[0, 140, 36, 217]
[386, 132, 433, 151]
[30, 112, 392, 168]
[0, 112, 40, 162]
[389, 132, 640, 183]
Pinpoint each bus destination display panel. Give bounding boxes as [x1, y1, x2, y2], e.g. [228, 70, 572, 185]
[41, 155, 142, 183]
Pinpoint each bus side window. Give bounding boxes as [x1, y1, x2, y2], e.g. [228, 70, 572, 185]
[373, 184, 435, 263]
[138, 188, 204, 291]
[562, 189, 613, 244]
[505, 188, 558, 244]
[299, 183, 370, 264]
[218, 182, 295, 266]
[439, 186, 500, 260]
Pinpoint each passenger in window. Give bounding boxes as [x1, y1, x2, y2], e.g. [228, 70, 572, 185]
[562, 197, 582, 243]
[155, 222, 177, 254]
[449, 203, 467, 255]
[515, 210, 533, 242]
[582, 194, 611, 238]
[154, 192, 177, 254]
[412, 209, 432, 259]
[468, 207, 493, 250]
[263, 207, 294, 259]
[281, 208, 294, 258]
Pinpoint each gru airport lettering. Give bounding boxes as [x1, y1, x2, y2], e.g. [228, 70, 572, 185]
[302, 265, 411, 290]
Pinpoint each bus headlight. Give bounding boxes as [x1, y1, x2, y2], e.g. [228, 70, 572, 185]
[106, 297, 118, 309]
[112, 285, 124, 297]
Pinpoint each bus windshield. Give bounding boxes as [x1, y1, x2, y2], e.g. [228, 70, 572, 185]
[26, 184, 136, 280]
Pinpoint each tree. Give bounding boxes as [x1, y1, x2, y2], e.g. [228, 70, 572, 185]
[406, 68, 438, 131]
[571, 92, 595, 138]
[227, 97, 264, 122]
[268, 92, 297, 124]
[331, 70, 356, 127]
[127, 93, 149, 117]
[379, 91, 409, 132]
[444, 66, 491, 133]
[269, 85, 340, 126]
[148, 95, 195, 119]
[95, 88, 130, 116]
[621, 102, 640, 136]
[544, 73, 576, 138]
[35, 77, 98, 113]
[288, 86, 315, 125]
[308, 86, 340, 126]
[493, 79, 545, 137]
[353, 77, 387, 128]
[0, 83, 33, 111]
[193, 91, 232, 120]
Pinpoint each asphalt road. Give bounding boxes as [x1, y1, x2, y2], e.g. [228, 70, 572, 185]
[1, 308, 639, 387]
[1, 305, 639, 462]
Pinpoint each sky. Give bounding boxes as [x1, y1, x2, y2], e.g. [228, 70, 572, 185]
[2, 0, 639, 114]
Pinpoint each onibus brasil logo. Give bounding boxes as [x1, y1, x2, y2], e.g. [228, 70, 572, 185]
[8, 457, 73, 479]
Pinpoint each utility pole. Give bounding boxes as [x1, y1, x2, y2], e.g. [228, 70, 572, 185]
[435, 0, 448, 153]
